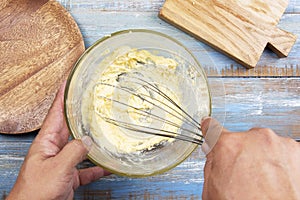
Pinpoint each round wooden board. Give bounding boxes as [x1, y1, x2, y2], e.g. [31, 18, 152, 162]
[0, 0, 85, 134]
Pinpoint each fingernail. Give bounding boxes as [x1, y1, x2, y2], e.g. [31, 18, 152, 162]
[81, 135, 93, 151]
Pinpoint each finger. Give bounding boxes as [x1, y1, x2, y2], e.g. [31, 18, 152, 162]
[201, 117, 228, 137]
[56, 136, 93, 169]
[203, 158, 212, 180]
[78, 166, 111, 186]
[37, 81, 69, 149]
[202, 160, 212, 200]
[201, 117, 226, 155]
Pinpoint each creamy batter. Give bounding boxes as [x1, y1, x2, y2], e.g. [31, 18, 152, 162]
[82, 48, 203, 154]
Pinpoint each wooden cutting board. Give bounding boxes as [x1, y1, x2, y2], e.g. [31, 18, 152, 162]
[0, 0, 85, 134]
[159, 0, 297, 68]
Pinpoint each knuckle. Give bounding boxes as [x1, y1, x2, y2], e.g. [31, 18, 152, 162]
[248, 127, 260, 132]
[254, 128, 278, 145]
[248, 127, 275, 136]
[259, 128, 277, 139]
[248, 127, 264, 133]
[260, 127, 275, 134]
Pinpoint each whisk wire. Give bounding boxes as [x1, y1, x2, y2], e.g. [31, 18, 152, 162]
[97, 81, 200, 131]
[136, 77, 202, 130]
[127, 110, 203, 138]
[93, 73, 204, 145]
[95, 95, 203, 139]
[101, 116, 203, 145]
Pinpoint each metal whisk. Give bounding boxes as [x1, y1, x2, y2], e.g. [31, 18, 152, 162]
[93, 72, 204, 145]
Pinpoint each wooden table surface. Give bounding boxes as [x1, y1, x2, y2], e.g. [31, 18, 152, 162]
[1, 0, 299, 199]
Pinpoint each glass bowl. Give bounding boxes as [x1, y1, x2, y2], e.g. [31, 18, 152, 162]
[64, 29, 211, 177]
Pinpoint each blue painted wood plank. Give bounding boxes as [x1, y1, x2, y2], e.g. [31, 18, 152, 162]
[0, 131, 36, 142]
[57, 0, 300, 13]
[210, 78, 300, 138]
[65, 10, 300, 70]
[0, 1, 299, 199]
[0, 143, 206, 199]
[286, 0, 300, 13]
[0, 142, 30, 198]
[1, 77, 299, 198]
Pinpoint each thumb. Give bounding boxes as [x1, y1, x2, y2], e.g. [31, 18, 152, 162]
[201, 117, 224, 155]
[56, 136, 93, 169]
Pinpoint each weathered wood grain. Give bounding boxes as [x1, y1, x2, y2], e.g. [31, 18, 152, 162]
[209, 78, 300, 138]
[0, 137, 205, 198]
[1, 78, 299, 199]
[286, 0, 300, 13]
[57, 0, 300, 13]
[204, 65, 300, 77]
[0, 0, 85, 134]
[159, 0, 297, 68]
[0, 142, 205, 199]
[0, 141, 30, 199]
[62, 10, 299, 73]
[0, 0, 299, 199]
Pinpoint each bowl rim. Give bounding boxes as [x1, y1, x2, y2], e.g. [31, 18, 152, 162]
[64, 29, 212, 177]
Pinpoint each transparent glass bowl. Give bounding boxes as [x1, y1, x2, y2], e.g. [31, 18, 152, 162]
[64, 29, 211, 177]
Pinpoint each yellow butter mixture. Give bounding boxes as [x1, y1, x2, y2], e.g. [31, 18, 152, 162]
[82, 48, 187, 154]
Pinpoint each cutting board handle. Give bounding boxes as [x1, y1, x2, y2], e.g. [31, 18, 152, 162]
[268, 27, 297, 58]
